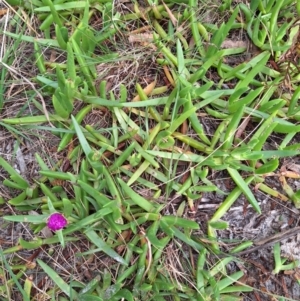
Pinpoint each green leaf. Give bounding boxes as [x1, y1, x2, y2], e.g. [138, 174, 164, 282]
[78, 295, 103, 301]
[255, 159, 279, 174]
[19, 238, 43, 249]
[113, 289, 134, 301]
[71, 115, 92, 157]
[0, 250, 30, 301]
[3, 215, 48, 223]
[235, 52, 270, 90]
[34, 1, 87, 12]
[85, 96, 168, 107]
[37, 259, 78, 298]
[3, 31, 60, 47]
[171, 226, 204, 251]
[222, 104, 245, 149]
[162, 216, 199, 229]
[208, 220, 229, 230]
[52, 93, 69, 118]
[146, 150, 206, 162]
[215, 271, 244, 291]
[227, 167, 261, 213]
[0, 157, 27, 184]
[168, 107, 196, 133]
[57, 229, 65, 248]
[85, 230, 127, 266]
[243, 150, 300, 160]
[118, 178, 155, 212]
[207, 7, 239, 57]
[8, 191, 27, 205]
[78, 275, 101, 296]
[3, 179, 26, 190]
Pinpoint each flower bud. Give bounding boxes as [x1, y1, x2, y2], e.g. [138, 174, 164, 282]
[47, 213, 67, 231]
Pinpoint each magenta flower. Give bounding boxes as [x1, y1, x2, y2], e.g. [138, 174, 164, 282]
[47, 213, 67, 231]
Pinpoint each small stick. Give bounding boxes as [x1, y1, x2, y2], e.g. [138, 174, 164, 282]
[230, 226, 300, 257]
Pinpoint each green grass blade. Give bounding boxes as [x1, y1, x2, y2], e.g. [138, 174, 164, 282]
[118, 178, 155, 212]
[37, 259, 78, 298]
[227, 168, 261, 213]
[85, 230, 127, 265]
[71, 115, 92, 157]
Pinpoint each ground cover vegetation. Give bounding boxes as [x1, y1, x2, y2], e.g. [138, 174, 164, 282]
[0, 0, 300, 300]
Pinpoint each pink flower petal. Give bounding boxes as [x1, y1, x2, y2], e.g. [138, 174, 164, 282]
[47, 213, 67, 231]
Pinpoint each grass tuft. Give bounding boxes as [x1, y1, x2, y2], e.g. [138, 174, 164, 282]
[1, 0, 300, 300]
